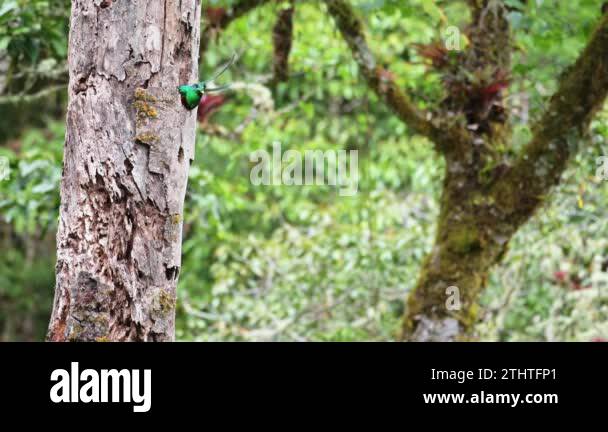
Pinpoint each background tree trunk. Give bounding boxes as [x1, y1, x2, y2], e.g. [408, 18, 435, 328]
[47, 0, 201, 341]
[402, 11, 608, 341]
[402, 158, 514, 341]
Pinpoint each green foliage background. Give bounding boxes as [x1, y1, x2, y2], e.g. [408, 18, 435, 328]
[0, 0, 607, 341]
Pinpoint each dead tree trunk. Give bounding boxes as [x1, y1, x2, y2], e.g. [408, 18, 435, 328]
[47, 0, 201, 341]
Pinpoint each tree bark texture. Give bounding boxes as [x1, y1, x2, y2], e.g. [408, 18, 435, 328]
[47, 0, 201, 341]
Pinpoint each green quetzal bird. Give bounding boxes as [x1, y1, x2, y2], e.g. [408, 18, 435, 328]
[178, 53, 235, 110]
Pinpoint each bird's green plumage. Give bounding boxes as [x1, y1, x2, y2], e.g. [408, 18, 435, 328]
[178, 53, 236, 110]
[178, 84, 204, 110]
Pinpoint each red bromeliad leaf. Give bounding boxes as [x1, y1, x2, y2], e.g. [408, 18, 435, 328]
[197, 94, 227, 123]
[553, 270, 590, 291]
[480, 70, 510, 99]
[553, 270, 568, 283]
[413, 42, 449, 69]
[481, 81, 509, 97]
[480, 80, 510, 98]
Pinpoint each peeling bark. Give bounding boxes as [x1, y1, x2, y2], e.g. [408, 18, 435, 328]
[47, 0, 201, 342]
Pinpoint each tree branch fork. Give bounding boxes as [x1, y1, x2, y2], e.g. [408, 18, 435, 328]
[326, 1, 608, 221]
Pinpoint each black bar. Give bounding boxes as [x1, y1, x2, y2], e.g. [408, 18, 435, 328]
[0, 343, 605, 419]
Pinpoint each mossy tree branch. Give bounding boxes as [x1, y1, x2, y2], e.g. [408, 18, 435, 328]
[492, 14, 608, 224]
[325, 0, 468, 151]
[465, 0, 511, 69]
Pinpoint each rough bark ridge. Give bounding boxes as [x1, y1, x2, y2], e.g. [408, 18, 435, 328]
[47, 0, 201, 341]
